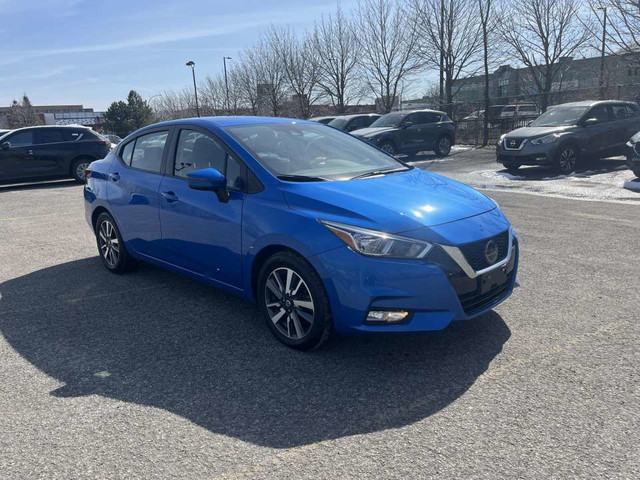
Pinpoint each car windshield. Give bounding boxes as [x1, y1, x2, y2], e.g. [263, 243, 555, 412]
[328, 118, 348, 129]
[370, 113, 405, 128]
[530, 106, 589, 127]
[225, 122, 408, 180]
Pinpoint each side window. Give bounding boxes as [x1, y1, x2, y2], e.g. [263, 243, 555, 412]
[63, 130, 88, 142]
[362, 116, 378, 127]
[130, 131, 168, 173]
[6, 130, 34, 147]
[415, 112, 440, 124]
[612, 105, 631, 120]
[36, 129, 65, 144]
[120, 140, 135, 165]
[404, 114, 418, 126]
[174, 129, 245, 190]
[587, 106, 610, 124]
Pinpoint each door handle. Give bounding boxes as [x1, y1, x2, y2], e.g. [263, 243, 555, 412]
[108, 172, 120, 182]
[28, 149, 34, 155]
[161, 191, 179, 203]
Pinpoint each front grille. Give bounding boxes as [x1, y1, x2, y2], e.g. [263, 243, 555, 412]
[504, 137, 525, 150]
[458, 270, 514, 315]
[458, 230, 509, 271]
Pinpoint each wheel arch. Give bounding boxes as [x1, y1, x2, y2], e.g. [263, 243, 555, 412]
[250, 244, 307, 301]
[91, 206, 111, 232]
[69, 154, 97, 174]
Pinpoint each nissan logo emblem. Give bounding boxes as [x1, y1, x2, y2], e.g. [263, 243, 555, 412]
[509, 140, 516, 147]
[484, 240, 499, 264]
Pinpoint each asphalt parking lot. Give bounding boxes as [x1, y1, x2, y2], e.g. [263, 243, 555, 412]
[1, 152, 639, 479]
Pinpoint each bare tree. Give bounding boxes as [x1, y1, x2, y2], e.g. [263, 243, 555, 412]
[200, 75, 228, 115]
[233, 58, 260, 116]
[500, 0, 591, 112]
[478, 0, 497, 146]
[589, 1, 640, 58]
[7, 95, 42, 128]
[269, 26, 322, 118]
[355, 0, 424, 113]
[411, 0, 483, 116]
[312, 6, 362, 113]
[153, 89, 198, 120]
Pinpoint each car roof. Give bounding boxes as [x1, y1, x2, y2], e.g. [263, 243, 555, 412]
[331, 113, 381, 120]
[308, 116, 335, 121]
[393, 109, 447, 116]
[5, 124, 93, 133]
[554, 100, 637, 108]
[144, 116, 319, 130]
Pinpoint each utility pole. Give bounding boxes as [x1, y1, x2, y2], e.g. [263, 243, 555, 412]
[186, 61, 200, 117]
[598, 7, 607, 100]
[223, 56, 232, 114]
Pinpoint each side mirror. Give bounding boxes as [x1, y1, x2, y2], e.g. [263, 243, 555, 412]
[402, 121, 413, 129]
[1, 141, 9, 150]
[583, 118, 598, 126]
[187, 168, 229, 203]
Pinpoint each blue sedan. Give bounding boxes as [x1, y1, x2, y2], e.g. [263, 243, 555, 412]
[84, 117, 518, 350]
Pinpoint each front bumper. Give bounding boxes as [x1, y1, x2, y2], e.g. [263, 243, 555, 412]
[309, 229, 519, 335]
[497, 140, 561, 166]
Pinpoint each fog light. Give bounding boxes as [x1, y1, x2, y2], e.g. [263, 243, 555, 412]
[366, 310, 409, 323]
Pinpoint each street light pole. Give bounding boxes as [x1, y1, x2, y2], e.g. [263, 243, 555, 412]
[598, 7, 607, 100]
[223, 56, 232, 115]
[186, 60, 200, 117]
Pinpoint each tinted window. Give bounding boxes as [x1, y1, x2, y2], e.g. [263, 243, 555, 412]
[129, 131, 168, 173]
[519, 105, 537, 112]
[612, 105, 632, 120]
[37, 129, 65, 144]
[7, 130, 33, 147]
[587, 105, 610, 124]
[328, 118, 348, 130]
[361, 116, 378, 127]
[174, 129, 244, 190]
[370, 113, 405, 127]
[530, 106, 589, 127]
[414, 112, 441, 124]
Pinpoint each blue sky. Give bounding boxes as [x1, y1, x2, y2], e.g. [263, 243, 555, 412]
[0, 0, 358, 110]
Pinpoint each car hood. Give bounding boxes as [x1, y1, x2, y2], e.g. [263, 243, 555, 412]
[351, 126, 398, 138]
[282, 168, 495, 233]
[506, 125, 574, 138]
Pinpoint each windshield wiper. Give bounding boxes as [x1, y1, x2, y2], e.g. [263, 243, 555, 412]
[276, 174, 328, 182]
[351, 167, 409, 179]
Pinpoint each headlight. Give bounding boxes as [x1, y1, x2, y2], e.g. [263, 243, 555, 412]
[530, 133, 560, 145]
[320, 220, 432, 259]
[497, 134, 507, 146]
[629, 131, 640, 144]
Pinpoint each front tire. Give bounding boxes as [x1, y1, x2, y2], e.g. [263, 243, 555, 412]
[95, 212, 136, 274]
[258, 251, 332, 351]
[435, 135, 452, 157]
[555, 145, 578, 174]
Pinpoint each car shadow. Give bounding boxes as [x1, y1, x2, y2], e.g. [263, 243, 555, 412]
[0, 178, 78, 192]
[496, 157, 629, 180]
[0, 257, 510, 448]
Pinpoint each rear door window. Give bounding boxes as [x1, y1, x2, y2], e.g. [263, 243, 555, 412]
[611, 105, 632, 120]
[7, 130, 34, 147]
[126, 131, 168, 173]
[587, 105, 611, 124]
[36, 129, 65, 144]
[414, 112, 441, 125]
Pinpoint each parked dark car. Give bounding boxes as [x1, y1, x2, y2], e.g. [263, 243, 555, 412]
[309, 116, 336, 125]
[497, 100, 640, 174]
[351, 109, 456, 157]
[626, 131, 640, 178]
[328, 113, 381, 132]
[0, 125, 111, 184]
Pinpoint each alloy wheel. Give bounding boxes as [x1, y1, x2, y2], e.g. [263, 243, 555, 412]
[380, 143, 395, 155]
[75, 162, 90, 181]
[98, 220, 120, 268]
[438, 137, 451, 155]
[264, 267, 315, 340]
[559, 148, 577, 173]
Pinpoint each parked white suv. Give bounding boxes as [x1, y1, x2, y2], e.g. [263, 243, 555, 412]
[500, 104, 539, 118]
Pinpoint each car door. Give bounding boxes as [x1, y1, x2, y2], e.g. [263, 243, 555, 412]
[417, 112, 444, 150]
[106, 128, 169, 258]
[399, 113, 424, 152]
[583, 105, 613, 157]
[0, 129, 38, 181]
[610, 104, 639, 155]
[32, 128, 72, 176]
[157, 127, 245, 289]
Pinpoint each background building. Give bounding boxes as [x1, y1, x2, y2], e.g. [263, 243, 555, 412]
[0, 104, 104, 129]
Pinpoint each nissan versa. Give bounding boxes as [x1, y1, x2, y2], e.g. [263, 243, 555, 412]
[84, 117, 519, 350]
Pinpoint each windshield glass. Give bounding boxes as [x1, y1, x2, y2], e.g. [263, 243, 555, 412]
[225, 122, 407, 180]
[530, 106, 589, 127]
[327, 118, 348, 130]
[370, 113, 405, 128]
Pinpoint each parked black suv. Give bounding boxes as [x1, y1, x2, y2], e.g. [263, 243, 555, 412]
[0, 125, 111, 184]
[351, 109, 456, 157]
[328, 113, 381, 132]
[626, 131, 640, 178]
[497, 100, 640, 174]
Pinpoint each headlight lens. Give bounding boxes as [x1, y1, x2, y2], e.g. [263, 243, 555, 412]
[630, 131, 640, 144]
[320, 220, 432, 259]
[497, 133, 507, 146]
[530, 133, 560, 145]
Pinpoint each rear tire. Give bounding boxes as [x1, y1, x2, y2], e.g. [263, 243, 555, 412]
[71, 157, 92, 183]
[95, 212, 136, 274]
[435, 135, 452, 157]
[257, 251, 332, 351]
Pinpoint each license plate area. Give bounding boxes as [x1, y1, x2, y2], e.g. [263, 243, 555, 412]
[479, 268, 508, 294]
